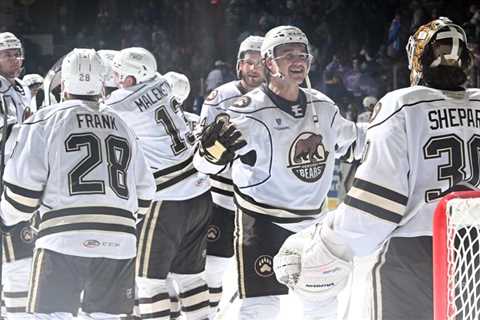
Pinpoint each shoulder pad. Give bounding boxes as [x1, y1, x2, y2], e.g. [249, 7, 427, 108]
[231, 95, 251, 109]
[205, 89, 218, 102]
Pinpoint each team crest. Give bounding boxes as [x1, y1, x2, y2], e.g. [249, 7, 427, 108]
[232, 96, 251, 108]
[205, 89, 218, 101]
[20, 226, 34, 243]
[369, 102, 382, 122]
[207, 224, 220, 242]
[254, 255, 274, 277]
[288, 132, 329, 183]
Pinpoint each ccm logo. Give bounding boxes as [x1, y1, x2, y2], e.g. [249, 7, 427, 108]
[83, 240, 101, 248]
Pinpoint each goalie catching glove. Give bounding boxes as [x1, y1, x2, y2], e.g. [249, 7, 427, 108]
[199, 113, 246, 165]
[273, 219, 353, 302]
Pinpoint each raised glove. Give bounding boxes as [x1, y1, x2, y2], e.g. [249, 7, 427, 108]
[199, 114, 246, 165]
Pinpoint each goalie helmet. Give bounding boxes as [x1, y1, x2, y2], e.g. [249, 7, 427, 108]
[97, 49, 118, 88]
[406, 17, 471, 86]
[112, 47, 157, 84]
[236, 36, 264, 78]
[23, 74, 44, 88]
[0, 32, 23, 58]
[61, 48, 105, 96]
[164, 71, 190, 103]
[261, 26, 310, 59]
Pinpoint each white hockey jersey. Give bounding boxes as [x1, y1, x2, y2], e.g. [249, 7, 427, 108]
[105, 74, 209, 201]
[0, 99, 156, 259]
[195, 85, 360, 222]
[0, 77, 32, 137]
[199, 81, 248, 211]
[332, 86, 480, 256]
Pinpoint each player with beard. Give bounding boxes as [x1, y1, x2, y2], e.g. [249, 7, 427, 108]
[197, 35, 264, 316]
[194, 26, 364, 319]
[274, 17, 479, 320]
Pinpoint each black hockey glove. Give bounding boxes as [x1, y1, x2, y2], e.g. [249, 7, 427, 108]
[199, 114, 246, 165]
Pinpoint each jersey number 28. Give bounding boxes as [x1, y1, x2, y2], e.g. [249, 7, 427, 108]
[65, 133, 131, 199]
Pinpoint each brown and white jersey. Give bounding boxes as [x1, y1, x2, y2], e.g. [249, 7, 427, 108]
[195, 85, 360, 222]
[200, 81, 247, 211]
[105, 74, 209, 201]
[331, 86, 480, 255]
[0, 99, 155, 259]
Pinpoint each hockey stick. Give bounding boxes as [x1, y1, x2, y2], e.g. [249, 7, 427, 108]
[213, 290, 239, 320]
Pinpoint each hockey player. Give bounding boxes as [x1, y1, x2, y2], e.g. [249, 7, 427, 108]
[198, 35, 265, 315]
[0, 32, 35, 320]
[194, 26, 363, 319]
[105, 47, 211, 320]
[0, 48, 156, 320]
[273, 17, 478, 319]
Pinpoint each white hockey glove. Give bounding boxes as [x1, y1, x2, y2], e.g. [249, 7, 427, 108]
[274, 221, 353, 302]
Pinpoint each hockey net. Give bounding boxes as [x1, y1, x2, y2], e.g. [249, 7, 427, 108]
[433, 191, 480, 320]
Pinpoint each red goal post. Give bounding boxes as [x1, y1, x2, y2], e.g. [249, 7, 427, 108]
[433, 191, 480, 320]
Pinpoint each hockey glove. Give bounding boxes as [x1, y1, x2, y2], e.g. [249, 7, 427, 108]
[274, 220, 353, 302]
[199, 114, 246, 165]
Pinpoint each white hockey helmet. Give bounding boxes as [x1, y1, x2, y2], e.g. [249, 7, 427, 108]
[236, 35, 264, 78]
[362, 96, 378, 109]
[61, 48, 105, 96]
[261, 25, 310, 59]
[23, 74, 44, 87]
[0, 32, 23, 58]
[406, 17, 471, 85]
[97, 49, 118, 88]
[164, 71, 190, 103]
[112, 47, 157, 84]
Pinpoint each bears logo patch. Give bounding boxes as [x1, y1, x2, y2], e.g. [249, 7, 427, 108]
[254, 255, 274, 277]
[288, 132, 329, 182]
[205, 89, 218, 101]
[207, 224, 221, 242]
[20, 226, 34, 243]
[232, 96, 251, 108]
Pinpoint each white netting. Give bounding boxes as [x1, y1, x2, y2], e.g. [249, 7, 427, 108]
[446, 198, 480, 320]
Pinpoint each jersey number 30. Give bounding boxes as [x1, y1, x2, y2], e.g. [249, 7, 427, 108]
[65, 133, 131, 199]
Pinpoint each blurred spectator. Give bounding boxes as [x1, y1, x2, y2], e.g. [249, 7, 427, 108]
[386, 12, 402, 58]
[205, 60, 235, 94]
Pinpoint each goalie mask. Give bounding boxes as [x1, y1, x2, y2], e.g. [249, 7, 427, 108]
[406, 17, 472, 86]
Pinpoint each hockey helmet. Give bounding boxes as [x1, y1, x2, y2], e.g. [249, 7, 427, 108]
[61, 48, 105, 96]
[112, 47, 157, 84]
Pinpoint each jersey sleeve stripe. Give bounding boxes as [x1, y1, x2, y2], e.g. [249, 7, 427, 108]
[137, 292, 170, 304]
[153, 155, 194, 178]
[348, 186, 406, 216]
[156, 168, 198, 192]
[352, 178, 408, 205]
[4, 190, 39, 214]
[4, 181, 42, 198]
[209, 174, 233, 185]
[4, 186, 41, 208]
[344, 195, 403, 224]
[211, 186, 234, 197]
